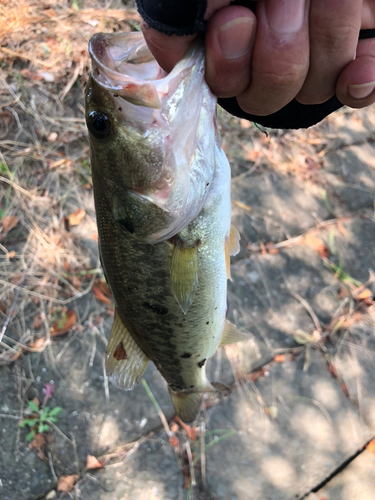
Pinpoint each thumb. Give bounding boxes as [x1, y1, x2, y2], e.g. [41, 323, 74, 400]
[141, 22, 197, 72]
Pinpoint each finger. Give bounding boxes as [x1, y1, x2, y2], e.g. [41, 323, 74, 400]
[236, 0, 310, 116]
[297, 0, 362, 104]
[141, 23, 197, 72]
[362, 0, 375, 29]
[205, 6, 256, 97]
[336, 39, 375, 108]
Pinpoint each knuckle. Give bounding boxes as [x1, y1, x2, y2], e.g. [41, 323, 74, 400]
[260, 59, 307, 91]
[312, 24, 358, 54]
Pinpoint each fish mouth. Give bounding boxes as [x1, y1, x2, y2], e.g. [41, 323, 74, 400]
[89, 32, 201, 110]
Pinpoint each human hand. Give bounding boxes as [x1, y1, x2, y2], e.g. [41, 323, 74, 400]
[140, 0, 375, 116]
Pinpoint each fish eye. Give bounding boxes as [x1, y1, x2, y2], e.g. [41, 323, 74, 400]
[87, 111, 111, 139]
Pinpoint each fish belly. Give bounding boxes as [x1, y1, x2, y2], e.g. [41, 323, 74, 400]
[95, 142, 231, 394]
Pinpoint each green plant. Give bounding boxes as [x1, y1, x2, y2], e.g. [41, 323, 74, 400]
[19, 401, 62, 442]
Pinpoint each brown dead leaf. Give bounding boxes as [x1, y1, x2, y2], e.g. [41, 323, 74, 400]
[169, 434, 179, 448]
[29, 433, 46, 460]
[342, 311, 363, 329]
[57, 475, 78, 492]
[68, 208, 85, 226]
[302, 234, 329, 258]
[358, 288, 373, 300]
[86, 454, 104, 470]
[50, 310, 77, 336]
[93, 283, 111, 304]
[243, 146, 259, 162]
[28, 337, 46, 350]
[273, 354, 286, 363]
[266, 242, 279, 255]
[174, 416, 196, 440]
[1, 215, 19, 233]
[366, 438, 375, 454]
[259, 241, 267, 256]
[337, 220, 348, 238]
[248, 367, 266, 382]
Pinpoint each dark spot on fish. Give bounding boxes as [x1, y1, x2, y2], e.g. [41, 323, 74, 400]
[181, 353, 192, 359]
[118, 218, 135, 234]
[118, 107, 122, 111]
[190, 385, 194, 389]
[113, 342, 127, 361]
[198, 359, 206, 368]
[170, 384, 183, 392]
[169, 234, 201, 249]
[176, 323, 183, 328]
[206, 321, 209, 325]
[206, 183, 209, 186]
[143, 302, 168, 316]
[167, 328, 173, 334]
[215, 307, 217, 310]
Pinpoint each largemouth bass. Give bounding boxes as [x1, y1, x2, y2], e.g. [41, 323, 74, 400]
[85, 32, 244, 422]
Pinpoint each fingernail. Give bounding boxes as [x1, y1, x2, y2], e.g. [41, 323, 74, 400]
[348, 81, 375, 99]
[218, 17, 255, 59]
[266, 0, 305, 34]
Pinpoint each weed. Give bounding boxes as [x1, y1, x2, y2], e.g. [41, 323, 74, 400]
[19, 400, 62, 442]
[325, 260, 362, 287]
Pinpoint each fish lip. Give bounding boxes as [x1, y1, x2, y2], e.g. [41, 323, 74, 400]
[89, 32, 162, 109]
[88, 32, 204, 110]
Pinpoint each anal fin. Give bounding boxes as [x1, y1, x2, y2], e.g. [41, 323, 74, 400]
[105, 308, 149, 390]
[218, 319, 250, 348]
[170, 244, 198, 315]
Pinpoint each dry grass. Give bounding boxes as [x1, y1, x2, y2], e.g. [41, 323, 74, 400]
[0, 0, 139, 363]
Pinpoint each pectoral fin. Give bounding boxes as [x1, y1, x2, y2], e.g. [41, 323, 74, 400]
[105, 309, 149, 390]
[225, 225, 241, 280]
[218, 319, 249, 348]
[170, 245, 198, 315]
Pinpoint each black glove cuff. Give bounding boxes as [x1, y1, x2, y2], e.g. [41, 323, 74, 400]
[135, 0, 208, 36]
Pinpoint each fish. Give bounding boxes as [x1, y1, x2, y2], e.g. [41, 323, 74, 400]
[85, 31, 245, 422]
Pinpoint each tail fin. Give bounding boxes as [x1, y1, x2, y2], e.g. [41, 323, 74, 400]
[169, 389, 204, 423]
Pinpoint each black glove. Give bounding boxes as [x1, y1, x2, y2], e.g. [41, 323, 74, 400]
[136, 0, 375, 129]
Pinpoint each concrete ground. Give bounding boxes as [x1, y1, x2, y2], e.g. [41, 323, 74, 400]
[1, 4, 375, 497]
